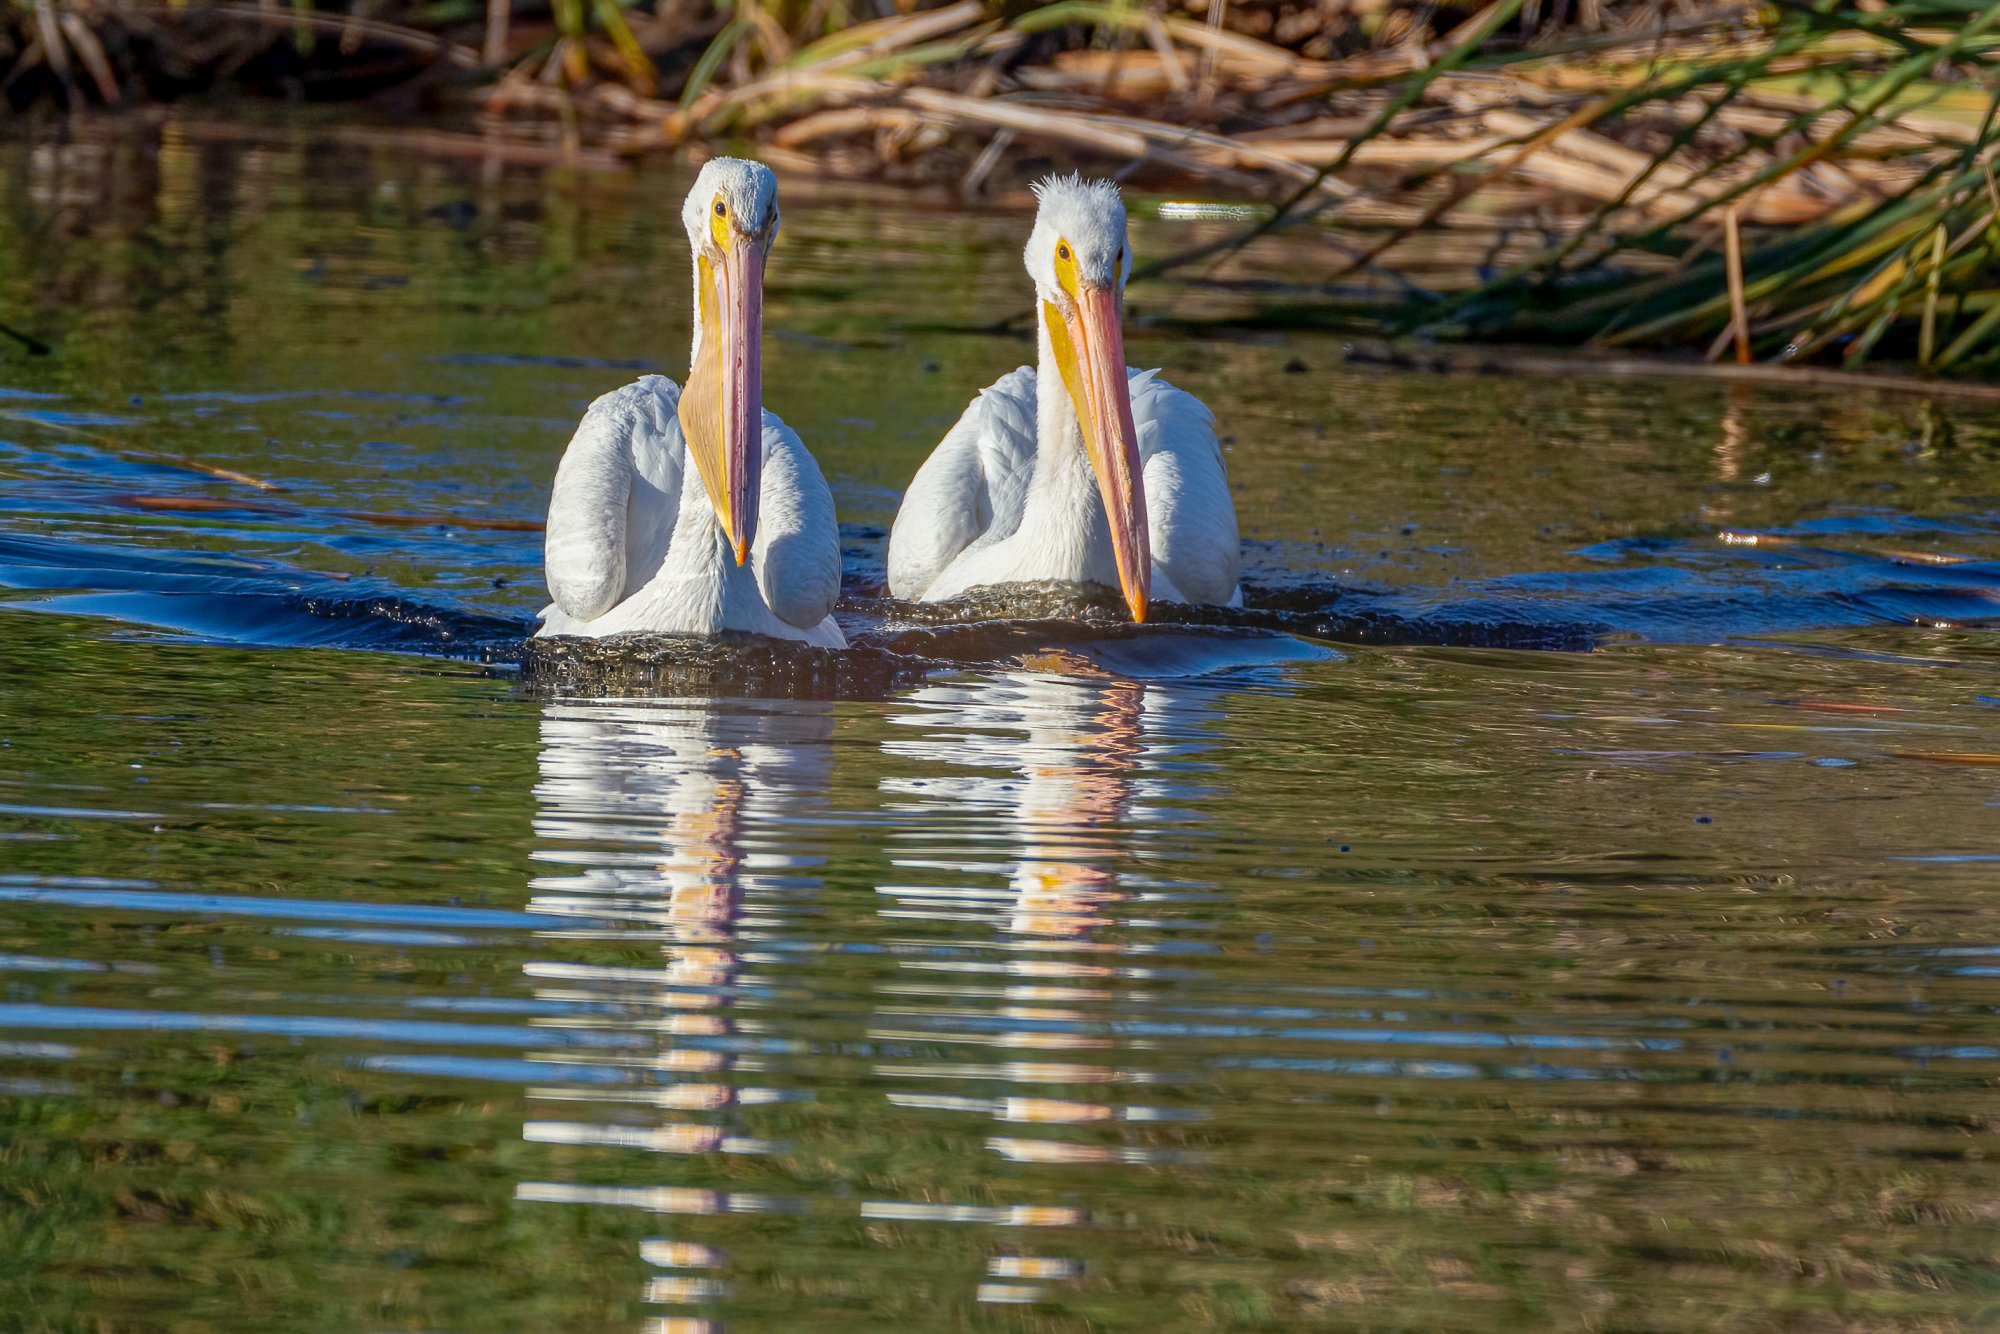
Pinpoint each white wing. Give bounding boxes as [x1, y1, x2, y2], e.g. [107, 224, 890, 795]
[886, 366, 1038, 600]
[543, 376, 686, 621]
[752, 412, 842, 634]
[1131, 369, 1240, 607]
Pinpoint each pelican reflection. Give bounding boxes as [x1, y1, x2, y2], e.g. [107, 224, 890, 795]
[874, 670, 1220, 1306]
[881, 670, 1184, 953]
[514, 695, 834, 1330]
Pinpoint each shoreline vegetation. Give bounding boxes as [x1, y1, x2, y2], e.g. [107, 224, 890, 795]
[5, 1, 2000, 378]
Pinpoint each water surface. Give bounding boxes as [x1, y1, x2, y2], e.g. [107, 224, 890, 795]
[6, 116, 2000, 1331]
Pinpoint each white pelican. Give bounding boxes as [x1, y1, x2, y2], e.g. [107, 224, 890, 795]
[538, 158, 844, 647]
[886, 174, 1240, 623]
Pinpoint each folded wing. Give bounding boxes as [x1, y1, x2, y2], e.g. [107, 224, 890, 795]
[886, 366, 1039, 600]
[543, 377, 686, 621]
[1130, 369, 1240, 607]
[752, 413, 842, 634]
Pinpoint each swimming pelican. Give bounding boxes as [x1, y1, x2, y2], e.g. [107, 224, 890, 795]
[538, 158, 844, 647]
[886, 175, 1240, 623]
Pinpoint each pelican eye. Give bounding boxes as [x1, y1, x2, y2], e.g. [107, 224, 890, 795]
[707, 195, 733, 247]
[1052, 236, 1082, 299]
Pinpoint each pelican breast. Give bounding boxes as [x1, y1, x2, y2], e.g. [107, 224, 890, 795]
[887, 365, 1240, 609]
[540, 376, 843, 644]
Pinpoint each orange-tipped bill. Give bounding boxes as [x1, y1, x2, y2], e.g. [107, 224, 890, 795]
[1047, 283, 1148, 622]
[680, 235, 765, 566]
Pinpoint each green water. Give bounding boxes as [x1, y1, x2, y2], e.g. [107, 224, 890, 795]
[6, 114, 2000, 1331]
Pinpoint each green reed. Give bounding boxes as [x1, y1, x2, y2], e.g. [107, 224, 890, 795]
[1386, 1, 2000, 372]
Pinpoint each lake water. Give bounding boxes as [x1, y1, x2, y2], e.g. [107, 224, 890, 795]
[6, 115, 2000, 1331]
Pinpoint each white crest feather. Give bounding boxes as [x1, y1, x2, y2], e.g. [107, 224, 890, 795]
[1024, 173, 1131, 296]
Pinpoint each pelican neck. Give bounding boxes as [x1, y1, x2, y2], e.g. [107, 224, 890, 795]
[1031, 316, 1099, 513]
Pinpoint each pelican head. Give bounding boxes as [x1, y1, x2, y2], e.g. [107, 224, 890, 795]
[679, 157, 781, 566]
[1024, 174, 1147, 622]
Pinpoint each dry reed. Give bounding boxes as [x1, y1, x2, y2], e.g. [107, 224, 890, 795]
[3, 0, 1998, 370]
